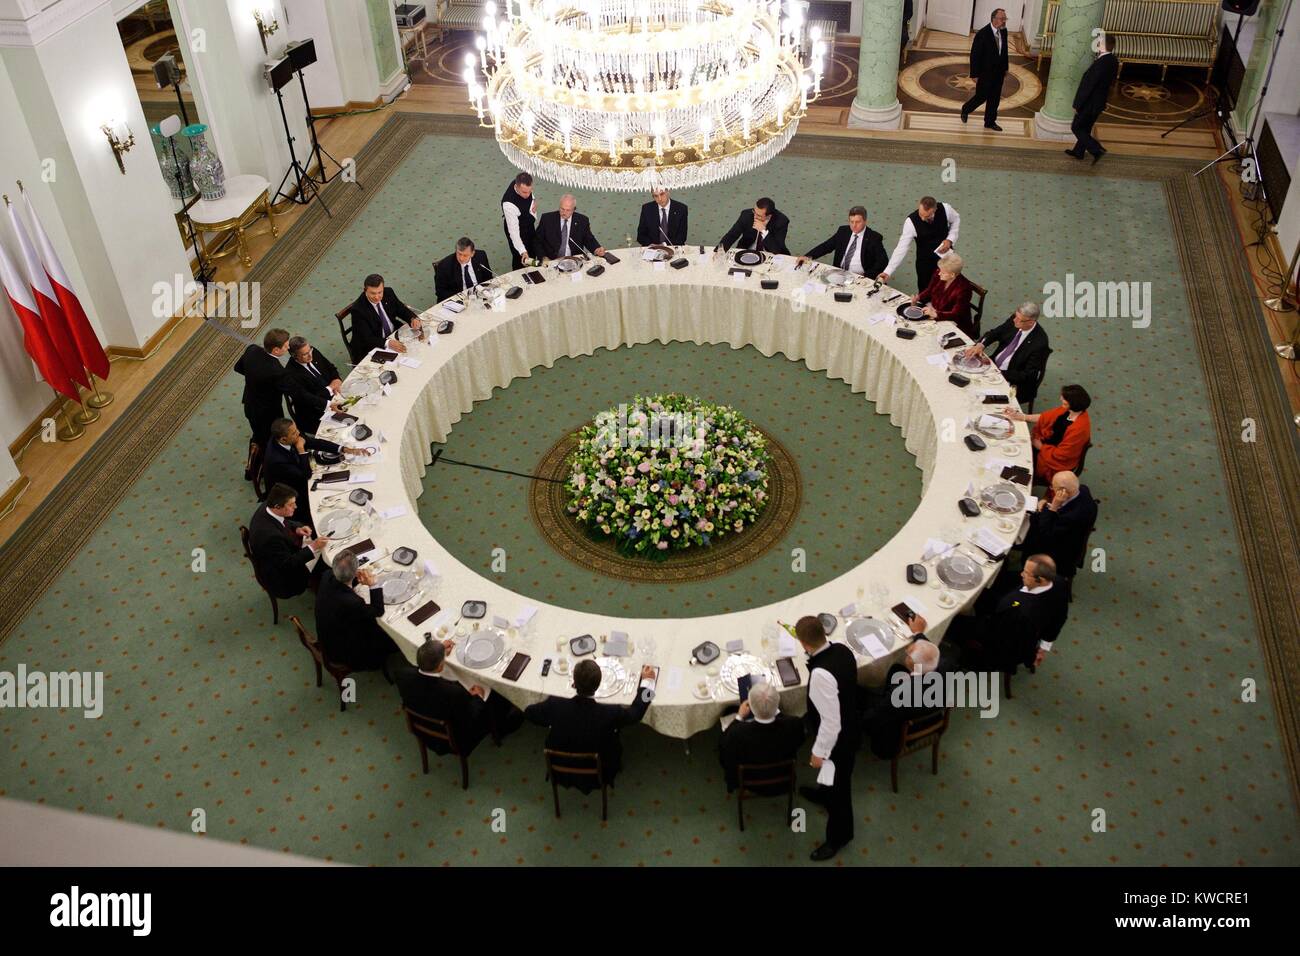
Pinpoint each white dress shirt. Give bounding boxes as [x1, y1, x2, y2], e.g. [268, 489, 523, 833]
[656, 201, 673, 242]
[266, 506, 315, 550]
[884, 203, 961, 277]
[1022, 581, 1057, 651]
[806, 644, 842, 760]
[502, 191, 537, 258]
[841, 227, 867, 275]
[297, 360, 333, 397]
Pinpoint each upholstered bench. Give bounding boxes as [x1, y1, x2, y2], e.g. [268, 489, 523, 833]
[1037, 0, 1220, 81]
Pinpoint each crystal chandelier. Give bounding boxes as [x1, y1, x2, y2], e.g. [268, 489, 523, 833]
[463, 0, 825, 191]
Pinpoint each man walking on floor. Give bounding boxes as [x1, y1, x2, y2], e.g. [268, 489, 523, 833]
[1066, 33, 1119, 163]
[962, 8, 1010, 131]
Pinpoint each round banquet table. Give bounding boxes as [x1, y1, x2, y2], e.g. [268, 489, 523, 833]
[309, 249, 1035, 739]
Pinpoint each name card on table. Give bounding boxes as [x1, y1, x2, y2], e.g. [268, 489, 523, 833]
[654, 261, 667, 272]
[868, 312, 894, 326]
[570, 272, 584, 283]
[925, 354, 948, 366]
[839, 603, 857, 617]
[514, 606, 538, 628]
[349, 472, 376, 484]
[731, 272, 747, 282]
[492, 615, 510, 630]
[399, 357, 422, 369]
[379, 504, 407, 520]
[857, 633, 890, 660]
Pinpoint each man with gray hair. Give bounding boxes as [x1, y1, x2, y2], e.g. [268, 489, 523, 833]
[313, 548, 398, 671]
[538, 194, 605, 260]
[867, 636, 942, 759]
[718, 680, 805, 794]
[965, 302, 1050, 407]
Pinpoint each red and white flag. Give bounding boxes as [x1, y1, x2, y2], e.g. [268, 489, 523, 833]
[20, 188, 109, 381]
[6, 198, 89, 390]
[0, 225, 79, 401]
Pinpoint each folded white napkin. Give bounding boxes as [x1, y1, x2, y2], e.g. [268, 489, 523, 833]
[349, 472, 376, 484]
[399, 357, 421, 369]
[816, 759, 836, 787]
[926, 353, 948, 366]
[922, 538, 956, 561]
[514, 606, 538, 628]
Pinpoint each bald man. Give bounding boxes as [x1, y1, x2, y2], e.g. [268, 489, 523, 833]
[1020, 470, 1097, 578]
[538, 194, 605, 260]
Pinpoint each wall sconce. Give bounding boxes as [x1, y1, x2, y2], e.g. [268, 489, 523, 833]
[254, 7, 279, 54]
[100, 118, 135, 174]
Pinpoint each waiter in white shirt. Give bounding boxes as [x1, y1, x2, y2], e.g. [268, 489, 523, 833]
[879, 196, 961, 293]
[501, 171, 540, 269]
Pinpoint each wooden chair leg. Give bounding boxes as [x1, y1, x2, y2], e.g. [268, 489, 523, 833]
[419, 741, 429, 774]
[552, 777, 561, 819]
[313, 660, 323, 688]
[738, 790, 745, 832]
[600, 783, 608, 822]
[891, 757, 899, 794]
[270, 595, 279, 625]
[459, 754, 469, 791]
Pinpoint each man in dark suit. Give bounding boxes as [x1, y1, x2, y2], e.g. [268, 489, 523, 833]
[261, 418, 368, 526]
[346, 274, 421, 358]
[434, 237, 492, 303]
[964, 303, 1050, 407]
[718, 681, 805, 793]
[313, 548, 400, 671]
[1020, 471, 1097, 578]
[865, 636, 942, 760]
[961, 8, 1010, 131]
[947, 554, 1065, 674]
[283, 336, 343, 436]
[717, 198, 790, 255]
[1066, 33, 1119, 163]
[524, 659, 658, 790]
[793, 615, 861, 861]
[797, 205, 888, 277]
[537, 194, 606, 261]
[233, 327, 291, 448]
[637, 186, 688, 245]
[247, 483, 327, 599]
[396, 636, 524, 755]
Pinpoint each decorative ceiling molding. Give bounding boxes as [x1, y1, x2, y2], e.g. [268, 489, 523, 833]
[0, 0, 109, 49]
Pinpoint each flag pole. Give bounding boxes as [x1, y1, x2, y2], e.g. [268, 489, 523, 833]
[86, 373, 113, 408]
[70, 385, 100, 425]
[52, 387, 84, 442]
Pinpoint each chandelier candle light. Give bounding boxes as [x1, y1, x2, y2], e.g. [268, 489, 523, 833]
[465, 0, 823, 191]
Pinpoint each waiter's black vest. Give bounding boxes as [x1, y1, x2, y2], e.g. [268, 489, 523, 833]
[501, 184, 537, 255]
[806, 643, 861, 755]
[909, 203, 949, 255]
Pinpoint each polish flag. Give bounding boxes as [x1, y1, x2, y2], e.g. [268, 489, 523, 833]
[6, 198, 89, 389]
[20, 188, 109, 381]
[0, 228, 79, 401]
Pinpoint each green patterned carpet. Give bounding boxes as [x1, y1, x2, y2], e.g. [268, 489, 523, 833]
[419, 341, 917, 615]
[1, 121, 1296, 865]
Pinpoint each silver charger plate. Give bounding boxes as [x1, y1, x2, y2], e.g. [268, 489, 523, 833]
[734, 250, 764, 266]
[457, 630, 506, 669]
[396, 324, 420, 343]
[718, 654, 773, 696]
[936, 553, 983, 590]
[973, 414, 1014, 439]
[377, 570, 420, 605]
[319, 510, 362, 539]
[344, 446, 379, 464]
[845, 618, 895, 657]
[819, 269, 854, 287]
[342, 378, 379, 399]
[949, 352, 992, 374]
[554, 256, 583, 273]
[901, 305, 926, 320]
[980, 481, 1027, 514]
[593, 658, 629, 699]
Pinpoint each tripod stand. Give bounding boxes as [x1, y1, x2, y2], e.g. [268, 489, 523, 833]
[271, 80, 330, 217]
[1162, 13, 1247, 139]
[163, 129, 213, 288]
[296, 69, 362, 191]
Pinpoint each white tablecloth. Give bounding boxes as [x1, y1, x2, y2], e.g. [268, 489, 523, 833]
[310, 251, 1033, 738]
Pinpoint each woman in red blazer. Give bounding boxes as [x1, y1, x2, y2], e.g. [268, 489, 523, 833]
[1007, 384, 1092, 484]
[911, 253, 977, 339]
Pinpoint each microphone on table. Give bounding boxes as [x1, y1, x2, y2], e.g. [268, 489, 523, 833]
[566, 233, 591, 261]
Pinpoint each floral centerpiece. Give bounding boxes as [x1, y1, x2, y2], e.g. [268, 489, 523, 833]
[565, 394, 770, 557]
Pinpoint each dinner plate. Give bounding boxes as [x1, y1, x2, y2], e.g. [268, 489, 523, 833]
[845, 617, 894, 657]
[457, 630, 506, 669]
[899, 304, 926, 320]
[819, 269, 854, 287]
[319, 510, 362, 539]
[554, 256, 583, 273]
[718, 654, 772, 695]
[734, 250, 764, 266]
[936, 553, 983, 590]
[396, 324, 420, 342]
[980, 481, 1027, 514]
[342, 378, 379, 399]
[344, 446, 379, 464]
[949, 352, 992, 374]
[593, 658, 629, 699]
[973, 414, 1015, 439]
[377, 570, 420, 604]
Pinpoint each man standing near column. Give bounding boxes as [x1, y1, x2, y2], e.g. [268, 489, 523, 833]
[1066, 33, 1119, 163]
[794, 615, 862, 861]
[879, 196, 960, 293]
[961, 8, 1010, 131]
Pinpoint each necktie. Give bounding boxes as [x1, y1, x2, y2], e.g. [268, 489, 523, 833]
[755, 230, 764, 252]
[660, 206, 668, 239]
[561, 218, 570, 255]
[375, 301, 392, 336]
[995, 29, 1001, 54]
[462, 263, 472, 290]
[997, 330, 1024, 369]
[842, 233, 859, 270]
[307, 362, 320, 379]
